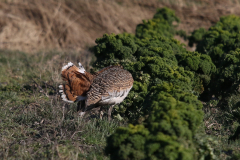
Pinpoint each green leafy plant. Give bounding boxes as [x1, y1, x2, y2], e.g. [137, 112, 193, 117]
[92, 7, 215, 160]
[105, 83, 203, 160]
[188, 27, 207, 47]
[192, 15, 240, 142]
[135, 7, 180, 39]
[93, 32, 215, 122]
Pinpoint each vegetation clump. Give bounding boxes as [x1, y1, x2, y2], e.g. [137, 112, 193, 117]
[92, 8, 215, 159]
[190, 15, 240, 100]
[105, 83, 203, 160]
[93, 9, 215, 121]
[188, 27, 207, 47]
[135, 7, 180, 39]
[189, 15, 240, 142]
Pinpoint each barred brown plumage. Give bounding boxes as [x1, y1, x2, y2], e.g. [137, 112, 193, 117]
[59, 62, 134, 121]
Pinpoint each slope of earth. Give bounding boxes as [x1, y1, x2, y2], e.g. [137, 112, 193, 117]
[1, 0, 240, 53]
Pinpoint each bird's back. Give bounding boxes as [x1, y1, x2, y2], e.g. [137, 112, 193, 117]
[86, 66, 134, 107]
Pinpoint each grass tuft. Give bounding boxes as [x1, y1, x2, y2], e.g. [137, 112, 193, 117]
[0, 49, 121, 159]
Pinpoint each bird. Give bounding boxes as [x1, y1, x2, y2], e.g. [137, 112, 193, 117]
[59, 62, 134, 121]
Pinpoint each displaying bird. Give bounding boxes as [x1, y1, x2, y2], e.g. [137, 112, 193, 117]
[59, 62, 134, 120]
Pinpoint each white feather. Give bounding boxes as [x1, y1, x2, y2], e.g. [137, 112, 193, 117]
[78, 62, 86, 73]
[61, 62, 74, 71]
[59, 85, 63, 89]
[61, 62, 86, 74]
[100, 86, 133, 105]
[60, 93, 74, 103]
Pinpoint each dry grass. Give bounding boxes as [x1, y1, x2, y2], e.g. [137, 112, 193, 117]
[2, 0, 240, 53]
[0, 0, 154, 53]
[0, 49, 125, 159]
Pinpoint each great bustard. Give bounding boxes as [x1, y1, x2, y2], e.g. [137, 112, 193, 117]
[59, 62, 134, 120]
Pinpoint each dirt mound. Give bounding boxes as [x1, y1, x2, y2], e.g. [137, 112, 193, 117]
[1, 0, 240, 53]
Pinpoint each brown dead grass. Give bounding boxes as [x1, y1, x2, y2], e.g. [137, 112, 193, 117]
[0, 0, 153, 53]
[1, 0, 240, 53]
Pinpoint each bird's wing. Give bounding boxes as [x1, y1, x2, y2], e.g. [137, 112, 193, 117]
[86, 66, 134, 106]
[59, 62, 94, 103]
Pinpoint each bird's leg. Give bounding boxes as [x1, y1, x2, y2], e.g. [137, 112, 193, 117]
[108, 105, 115, 121]
[77, 101, 82, 112]
[77, 100, 86, 118]
[99, 106, 104, 120]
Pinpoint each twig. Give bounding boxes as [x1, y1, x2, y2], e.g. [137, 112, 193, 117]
[79, 144, 95, 148]
[42, 81, 58, 94]
[31, 78, 49, 97]
[71, 131, 83, 139]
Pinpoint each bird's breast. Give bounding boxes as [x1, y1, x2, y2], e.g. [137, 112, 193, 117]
[98, 86, 132, 105]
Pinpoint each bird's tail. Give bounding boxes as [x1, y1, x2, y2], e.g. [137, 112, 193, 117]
[59, 62, 94, 103]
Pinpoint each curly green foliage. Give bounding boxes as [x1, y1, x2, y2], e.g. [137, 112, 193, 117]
[135, 7, 180, 39]
[214, 15, 240, 34]
[220, 49, 240, 82]
[136, 38, 215, 93]
[132, 56, 196, 117]
[132, 36, 215, 90]
[194, 15, 240, 140]
[105, 83, 203, 160]
[209, 49, 240, 130]
[98, 8, 209, 159]
[188, 27, 207, 47]
[106, 124, 148, 160]
[147, 83, 203, 134]
[197, 29, 240, 68]
[177, 51, 216, 86]
[93, 33, 210, 121]
[176, 30, 188, 40]
[212, 49, 240, 96]
[153, 7, 180, 24]
[94, 33, 215, 84]
[193, 15, 240, 51]
[196, 15, 240, 68]
[194, 15, 240, 99]
[93, 33, 137, 67]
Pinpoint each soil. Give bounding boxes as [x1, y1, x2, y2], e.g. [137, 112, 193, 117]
[1, 0, 240, 53]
